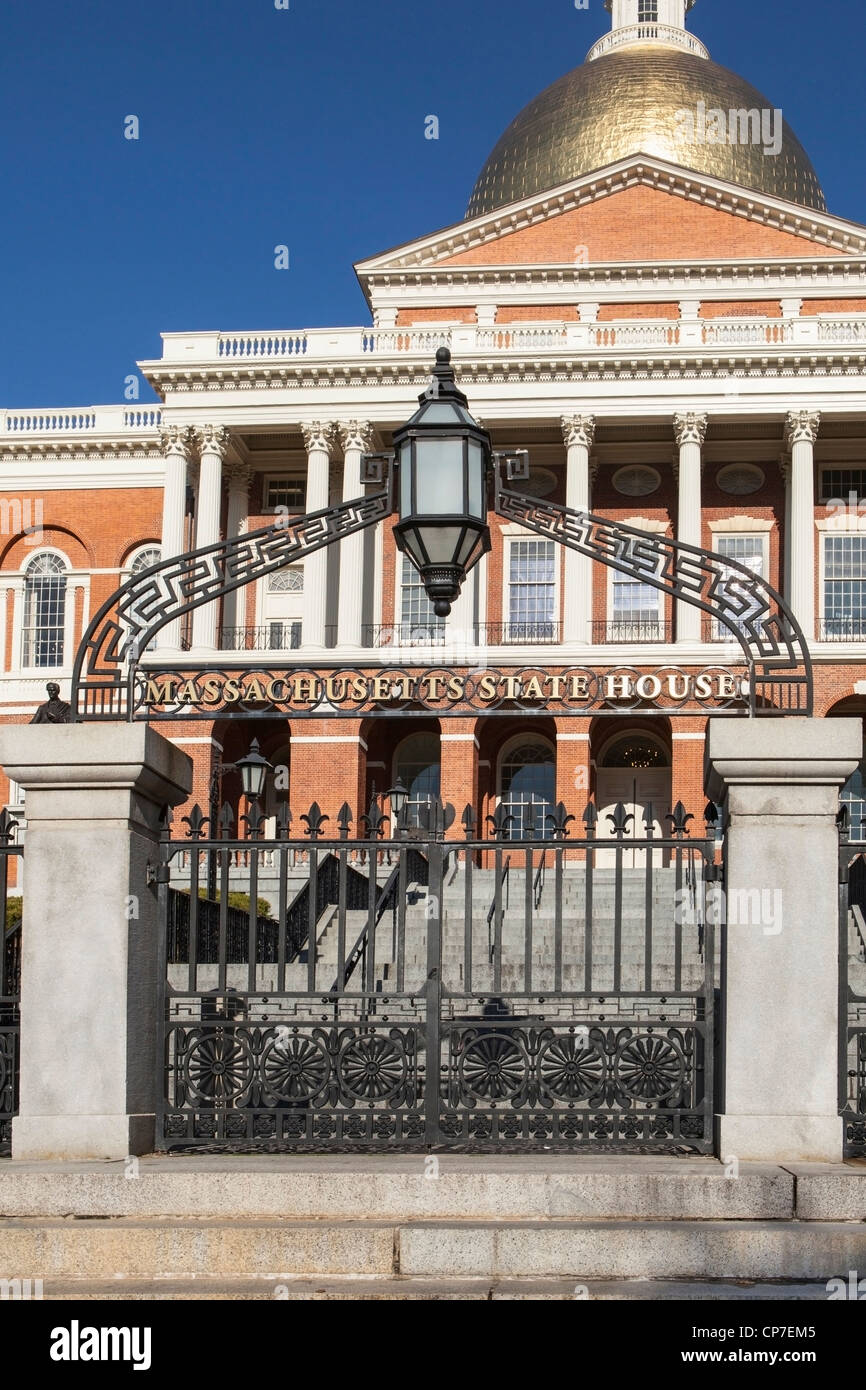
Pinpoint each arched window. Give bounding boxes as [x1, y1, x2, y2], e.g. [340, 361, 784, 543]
[22, 553, 67, 668]
[394, 733, 441, 827]
[125, 546, 162, 652]
[599, 733, 669, 769]
[499, 738, 555, 839]
[129, 545, 161, 577]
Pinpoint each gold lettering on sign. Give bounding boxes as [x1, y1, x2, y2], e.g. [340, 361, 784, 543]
[144, 676, 178, 704]
[478, 674, 498, 700]
[200, 677, 224, 705]
[351, 676, 368, 701]
[372, 676, 393, 701]
[693, 673, 713, 699]
[523, 676, 545, 701]
[267, 679, 287, 702]
[177, 679, 200, 703]
[325, 677, 347, 702]
[244, 678, 268, 702]
[447, 675, 465, 700]
[502, 676, 521, 699]
[604, 673, 634, 700]
[569, 675, 590, 700]
[716, 673, 738, 698]
[222, 678, 242, 703]
[293, 676, 318, 703]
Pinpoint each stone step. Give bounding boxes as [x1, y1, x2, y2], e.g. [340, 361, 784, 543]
[1, 1218, 863, 1281]
[36, 1276, 837, 1301]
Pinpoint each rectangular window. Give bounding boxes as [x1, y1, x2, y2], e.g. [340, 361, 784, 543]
[508, 539, 556, 642]
[819, 469, 866, 505]
[823, 534, 866, 640]
[400, 557, 444, 644]
[638, 0, 658, 21]
[268, 620, 302, 651]
[610, 578, 664, 642]
[712, 534, 766, 639]
[265, 478, 306, 511]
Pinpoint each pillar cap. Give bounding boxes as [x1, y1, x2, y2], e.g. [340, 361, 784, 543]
[705, 716, 861, 802]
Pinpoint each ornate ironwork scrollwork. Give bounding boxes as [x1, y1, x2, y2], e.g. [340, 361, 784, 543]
[494, 469, 812, 716]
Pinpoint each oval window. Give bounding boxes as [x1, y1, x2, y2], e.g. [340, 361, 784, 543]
[716, 464, 765, 496]
[612, 466, 661, 498]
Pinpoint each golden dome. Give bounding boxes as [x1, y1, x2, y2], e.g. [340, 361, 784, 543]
[467, 46, 825, 218]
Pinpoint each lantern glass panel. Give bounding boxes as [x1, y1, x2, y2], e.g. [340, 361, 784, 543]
[467, 439, 484, 518]
[415, 439, 465, 514]
[399, 440, 413, 513]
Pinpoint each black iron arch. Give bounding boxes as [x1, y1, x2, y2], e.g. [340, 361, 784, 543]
[70, 459, 811, 720]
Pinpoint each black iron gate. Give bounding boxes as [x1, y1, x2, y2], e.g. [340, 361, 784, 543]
[0, 809, 22, 1157]
[839, 811, 866, 1157]
[155, 798, 720, 1152]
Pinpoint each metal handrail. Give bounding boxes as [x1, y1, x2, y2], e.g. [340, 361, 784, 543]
[333, 854, 425, 992]
[487, 855, 511, 962]
[533, 851, 547, 911]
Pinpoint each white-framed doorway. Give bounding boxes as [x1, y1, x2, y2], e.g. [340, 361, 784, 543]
[595, 729, 672, 866]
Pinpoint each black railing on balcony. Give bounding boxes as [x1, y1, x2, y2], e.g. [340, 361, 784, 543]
[818, 619, 866, 642]
[219, 623, 302, 652]
[363, 623, 447, 648]
[477, 622, 560, 645]
[591, 621, 672, 644]
[362, 621, 561, 648]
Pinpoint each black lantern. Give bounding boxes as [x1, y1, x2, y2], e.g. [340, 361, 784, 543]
[391, 347, 492, 617]
[386, 778, 409, 818]
[235, 738, 271, 802]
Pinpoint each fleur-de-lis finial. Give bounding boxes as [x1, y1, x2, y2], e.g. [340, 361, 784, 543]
[546, 802, 575, 840]
[667, 802, 694, 838]
[607, 803, 634, 838]
[182, 804, 209, 841]
[300, 802, 330, 841]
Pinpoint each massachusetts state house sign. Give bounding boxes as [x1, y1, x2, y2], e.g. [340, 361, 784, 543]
[135, 663, 751, 721]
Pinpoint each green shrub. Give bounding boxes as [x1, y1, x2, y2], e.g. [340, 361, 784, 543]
[180, 887, 272, 918]
[5, 897, 22, 931]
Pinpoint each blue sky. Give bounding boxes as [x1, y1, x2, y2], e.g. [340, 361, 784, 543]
[1, 0, 863, 406]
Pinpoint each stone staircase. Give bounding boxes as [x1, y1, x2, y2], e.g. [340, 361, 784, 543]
[0, 1155, 862, 1300]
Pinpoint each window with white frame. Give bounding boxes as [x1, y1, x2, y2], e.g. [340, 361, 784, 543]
[260, 566, 303, 651]
[507, 538, 556, 641]
[638, 0, 659, 22]
[22, 553, 67, 668]
[823, 534, 866, 640]
[399, 556, 444, 644]
[609, 576, 664, 642]
[265, 478, 306, 512]
[712, 534, 767, 639]
[819, 469, 866, 505]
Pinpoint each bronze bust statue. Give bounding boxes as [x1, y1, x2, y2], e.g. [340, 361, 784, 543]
[30, 682, 72, 725]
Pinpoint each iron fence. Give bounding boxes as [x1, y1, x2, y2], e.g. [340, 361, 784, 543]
[155, 796, 720, 1152]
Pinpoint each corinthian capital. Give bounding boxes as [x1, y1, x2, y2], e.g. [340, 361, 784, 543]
[159, 424, 195, 459]
[338, 421, 375, 455]
[561, 414, 596, 450]
[785, 410, 821, 449]
[225, 460, 253, 492]
[673, 412, 708, 448]
[196, 424, 231, 458]
[301, 421, 338, 456]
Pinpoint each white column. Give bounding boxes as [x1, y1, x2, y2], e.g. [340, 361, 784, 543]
[674, 412, 708, 644]
[707, 717, 861, 1161]
[222, 462, 253, 641]
[301, 423, 336, 650]
[337, 422, 374, 648]
[157, 426, 194, 651]
[785, 411, 820, 642]
[561, 415, 595, 645]
[191, 425, 230, 652]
